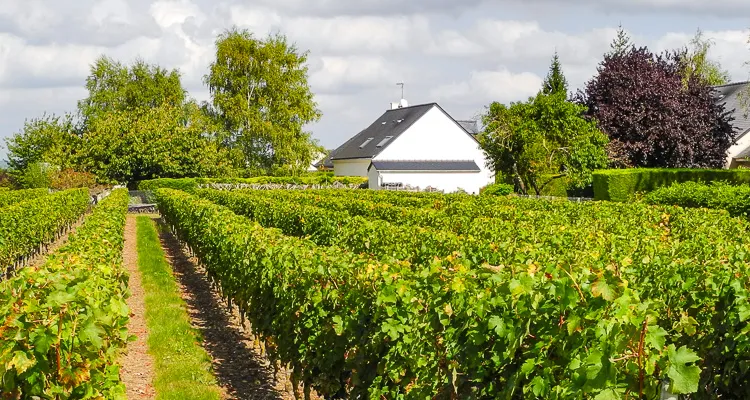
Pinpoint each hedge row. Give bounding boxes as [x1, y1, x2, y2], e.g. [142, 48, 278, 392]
[186, 188, 750, 397]
[644, 181, 750, 217]
[592, 168, 750, 202]
[138, 176, 368, 192]
[0, 188, 90, 273]
[0, 189, 130, 398]
[0, 188, 49, 208]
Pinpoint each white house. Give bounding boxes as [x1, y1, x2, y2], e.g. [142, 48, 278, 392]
[714, 82, 750, 168]
[330, 100, 494, 194]
[307, 150, 327, 172]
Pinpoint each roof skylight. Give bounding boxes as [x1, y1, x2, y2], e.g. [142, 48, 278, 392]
[376, 136, 394, 147]
[359, 137, 375, 148]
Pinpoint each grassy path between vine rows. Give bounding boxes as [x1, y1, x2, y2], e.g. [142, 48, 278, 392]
[152, 216, 304, 400]
[136, 215, 227, 399]
[121, 216, 157, 399]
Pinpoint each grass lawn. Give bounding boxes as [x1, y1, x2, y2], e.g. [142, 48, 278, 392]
[136, 216, 223, 400]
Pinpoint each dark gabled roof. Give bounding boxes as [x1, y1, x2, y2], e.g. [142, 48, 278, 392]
[314, 149, 336, 169]
[457, 120, 479, 135]
[713, 81, 750, 140]
[369, 160, 481, 172]
[330, 103, 436, 160]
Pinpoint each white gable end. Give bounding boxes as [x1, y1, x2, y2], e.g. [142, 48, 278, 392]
[375, 106, 471, 160]
[372, 105, 494, 193]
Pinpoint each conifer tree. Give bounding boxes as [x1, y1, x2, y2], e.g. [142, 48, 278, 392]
[608, 24, 632, 56]
[542, 52, 568, 97]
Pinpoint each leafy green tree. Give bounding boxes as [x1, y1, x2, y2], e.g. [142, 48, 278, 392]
[678, 28, 730, 86]
[19, 162, 55, 188]
[70, 54, 240, 183]
[479, 92, 609, 195]
[5, 113, 79, 175]
[542, 52, 568, 97]
[204, 27, 323, 174]
[77, 56, 186, 124]
[78, 101, 236, 183]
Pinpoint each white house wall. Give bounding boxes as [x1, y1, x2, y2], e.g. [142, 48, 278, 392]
[333, 159, 371, 176]
[367, 167, 380, 189]
[374, 171, 486, 194]
[373, 106, 494, 185]
[726, 130, 750, 168]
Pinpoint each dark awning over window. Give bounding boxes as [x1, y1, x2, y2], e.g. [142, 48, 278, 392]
[370, 160, 481, 172]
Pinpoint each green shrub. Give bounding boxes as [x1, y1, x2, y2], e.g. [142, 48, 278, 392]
[537, 175, 569, 197]
[645, 181, 750, 217]
[480, 183, 513, 196]
[592, 168, 750, 202]
[0, 170, 12, 189]
[19, 162, 54, 189]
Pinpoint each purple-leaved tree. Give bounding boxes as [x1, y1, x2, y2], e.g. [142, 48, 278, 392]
[576, 46, 736, 168]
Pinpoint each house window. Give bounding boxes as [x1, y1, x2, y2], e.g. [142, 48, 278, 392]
[359, 137, 374, 148]
[376, 136, 393, 147]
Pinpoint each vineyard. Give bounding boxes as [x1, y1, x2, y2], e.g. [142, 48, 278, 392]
[1, 185, 748, 399]
[0, 189, 129, 397]
[155, 187, 750, 399]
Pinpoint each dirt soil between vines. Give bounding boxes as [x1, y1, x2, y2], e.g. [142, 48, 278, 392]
[120, 215, 157, 399]
[155, 217, 314, 400]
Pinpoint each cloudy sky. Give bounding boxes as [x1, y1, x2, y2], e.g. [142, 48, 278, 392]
[0, 0, 748, 160]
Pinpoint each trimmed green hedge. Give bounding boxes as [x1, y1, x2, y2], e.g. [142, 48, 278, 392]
[592, 168, 750, 202]
[645, 181, 750, 218]
[479, 183, 513, 196]
[537, 175, 569, 197]
[138, 176, 368, 192]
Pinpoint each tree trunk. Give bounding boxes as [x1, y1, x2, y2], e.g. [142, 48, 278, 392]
[531, 179, 541, 196]
[512, 162, 527, 195]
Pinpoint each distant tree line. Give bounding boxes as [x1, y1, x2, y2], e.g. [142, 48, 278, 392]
[2, 27, 323, 187]
[479, 27, 740, 196]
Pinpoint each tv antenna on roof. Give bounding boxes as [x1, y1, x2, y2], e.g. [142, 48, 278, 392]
[396, 82, 404, 99]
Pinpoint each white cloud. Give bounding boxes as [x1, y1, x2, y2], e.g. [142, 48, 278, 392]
[653, 29, 750, 80]
[310, 56, 406, 93]
[150, 0, 206, 28]
[228, 5, 282, 35]
[430, 20, 615, 66]
[515, 0, 750, 15]
[286, 15, 433, 54]
[0, 0, 748, 159]
[0, 34, 99, 88]
[241, 0, 487, 17]
[431, 68, 543, 105]
[89, 0, 135, 25]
